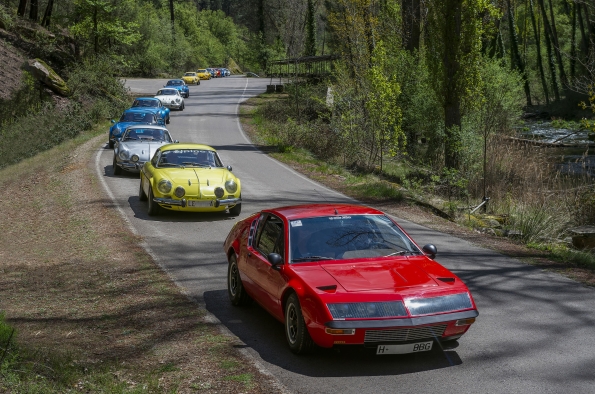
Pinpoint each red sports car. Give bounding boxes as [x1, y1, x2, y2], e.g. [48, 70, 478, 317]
[223, 204, 478, 355]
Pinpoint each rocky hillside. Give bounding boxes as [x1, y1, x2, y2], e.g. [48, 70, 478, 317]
[0, 13, 75, 103]
[0, 37, 25, 100]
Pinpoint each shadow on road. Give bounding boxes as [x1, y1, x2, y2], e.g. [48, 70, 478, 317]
[204, 289, 462, 378]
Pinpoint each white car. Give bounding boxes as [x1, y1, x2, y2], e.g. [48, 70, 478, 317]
[113, 125, 177, 175]
[155, 88, 185, 111]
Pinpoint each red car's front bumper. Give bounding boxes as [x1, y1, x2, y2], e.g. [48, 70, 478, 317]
[308, 309, 479, 348]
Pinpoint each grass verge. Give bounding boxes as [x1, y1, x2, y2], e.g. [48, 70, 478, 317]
[0, 122, 277, 392]
[240, 93, 595, 287]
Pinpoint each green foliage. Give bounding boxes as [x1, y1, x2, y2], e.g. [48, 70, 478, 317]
[0, 4, 13, 29]
[70, 0, 141, 55]
[527, 243, 595, 271]
[507, 201, 560, 244]
[0, 57, 129, 169]
[366, 42, 404, 168]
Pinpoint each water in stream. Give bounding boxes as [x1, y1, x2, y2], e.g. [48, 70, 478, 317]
[517, 121, 595, 177]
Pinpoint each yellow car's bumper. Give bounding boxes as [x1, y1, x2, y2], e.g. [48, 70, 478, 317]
[153, 196, 241, 212]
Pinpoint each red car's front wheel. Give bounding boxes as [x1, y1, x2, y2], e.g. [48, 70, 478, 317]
[285, 293, 314, 354]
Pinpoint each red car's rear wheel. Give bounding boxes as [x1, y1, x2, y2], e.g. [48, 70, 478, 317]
[227, 254, 250, 306]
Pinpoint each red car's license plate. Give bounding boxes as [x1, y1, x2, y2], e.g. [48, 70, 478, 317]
[376, 341, 433, 355]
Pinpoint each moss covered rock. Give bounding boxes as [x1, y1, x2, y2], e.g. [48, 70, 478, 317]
[26, 58, 70, 96]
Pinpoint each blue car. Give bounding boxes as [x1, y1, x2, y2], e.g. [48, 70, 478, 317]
[130, 97, 171, 125]
[108, 109, 165, 148]
[164, 79, 189, 98]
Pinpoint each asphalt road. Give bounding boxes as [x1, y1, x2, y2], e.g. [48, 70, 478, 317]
[95, 76, 595, 393]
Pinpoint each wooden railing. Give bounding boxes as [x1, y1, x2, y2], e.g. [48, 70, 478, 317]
[266, 55, 340, 79]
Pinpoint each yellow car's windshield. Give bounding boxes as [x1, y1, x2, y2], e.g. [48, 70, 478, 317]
[158, 149, 222, 168]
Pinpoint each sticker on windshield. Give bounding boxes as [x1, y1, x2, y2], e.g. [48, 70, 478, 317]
[290, 220, 302, 227]
[329, 216, 352, 220]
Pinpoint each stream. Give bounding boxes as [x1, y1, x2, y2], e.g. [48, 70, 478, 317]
[517, 120, 595, 177]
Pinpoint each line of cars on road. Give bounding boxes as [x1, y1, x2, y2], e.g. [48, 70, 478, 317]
[107, 77, 478, 358]
[110, 79, 242, 217]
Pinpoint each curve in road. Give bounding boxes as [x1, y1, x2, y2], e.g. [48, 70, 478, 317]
[96, 76, 595, 394]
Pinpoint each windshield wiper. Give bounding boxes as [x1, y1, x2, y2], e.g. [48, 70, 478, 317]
[384, 250, 421, 257]
[159, 163, 182, 167]
[292, 256, 335, 262]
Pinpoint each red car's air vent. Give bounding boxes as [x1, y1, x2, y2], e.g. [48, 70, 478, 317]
[317, 285, 337, 293]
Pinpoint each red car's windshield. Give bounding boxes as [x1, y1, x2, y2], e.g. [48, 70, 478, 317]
[289, 215, 420, 262]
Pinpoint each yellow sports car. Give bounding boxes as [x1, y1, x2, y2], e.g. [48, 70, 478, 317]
[196, 69, 211, 80]
[139, 143, 241, 216]
[182, 72, 200, 85]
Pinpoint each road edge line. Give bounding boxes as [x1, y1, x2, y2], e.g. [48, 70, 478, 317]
[94, 117, 292, 394]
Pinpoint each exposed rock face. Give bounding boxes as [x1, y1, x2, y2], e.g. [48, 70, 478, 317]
[27, 58, 70, 96]
[0, 38, 25, 100]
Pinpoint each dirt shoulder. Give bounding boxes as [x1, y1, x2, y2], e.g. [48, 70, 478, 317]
[0, 128, 281, 392]
[239, 94, 595, 288]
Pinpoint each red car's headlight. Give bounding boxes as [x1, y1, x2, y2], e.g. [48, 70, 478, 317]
[405, 293, 473, 316]
[327, 302, 407, 319]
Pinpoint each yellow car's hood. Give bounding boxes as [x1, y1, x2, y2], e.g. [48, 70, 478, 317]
[157, 167, 237, 198]
[158, 168, 200, 196]
[196, 167, 227, 185]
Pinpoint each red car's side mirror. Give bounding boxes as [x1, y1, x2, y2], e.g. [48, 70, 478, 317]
[422, 244, 437, 259]
[268, 253, 283, 270]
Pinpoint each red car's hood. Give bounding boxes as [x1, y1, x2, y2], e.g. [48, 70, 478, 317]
[322, 259, 438, 291]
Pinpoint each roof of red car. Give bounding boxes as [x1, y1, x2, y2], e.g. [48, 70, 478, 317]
[265, 203, 383, 220]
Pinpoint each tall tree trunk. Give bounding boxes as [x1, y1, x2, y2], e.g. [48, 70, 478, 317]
[507, 0, 532, 105]
[41, 0, 54, 27]
[17, 0, 27, 17]
[577, 2, 589, 62]
[546, 0, 568, 89]
[537, 0, 560, 101]
[29, 0, 37, 21]
[488, 18, 505, 58]
[444, 0, 463, 169]
[304, 0, 316, 56]
[402, 0, 421, 52]
[570, 1, 577, 80]
[585, 3, 595, 64]
[363, 4, 375, 66]
[529, 0, 549, 104]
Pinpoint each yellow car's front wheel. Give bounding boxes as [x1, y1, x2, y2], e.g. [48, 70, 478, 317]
[147, 186, 162, 216]
[228, 194, 241, 216]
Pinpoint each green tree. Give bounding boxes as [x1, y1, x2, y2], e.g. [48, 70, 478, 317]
[365, 42, 404, 171]
[70, 0, 140, 56]
[425, 0, 495, 169]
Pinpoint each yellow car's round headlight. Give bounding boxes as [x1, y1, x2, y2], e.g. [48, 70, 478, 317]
[174, 186, 185, 198]
[157, 179, 172, 194]
[224, 180, 238, 194]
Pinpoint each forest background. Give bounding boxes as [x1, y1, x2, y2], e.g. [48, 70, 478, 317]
[2, 0, 595, 260]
